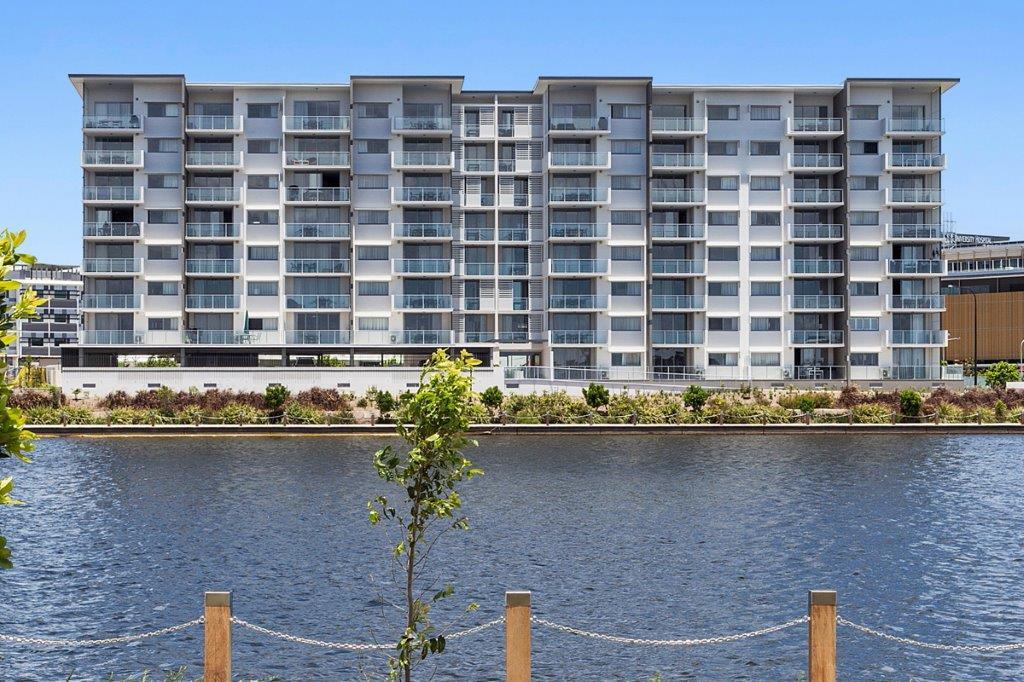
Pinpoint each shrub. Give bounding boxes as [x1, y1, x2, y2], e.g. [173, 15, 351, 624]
[480, 386, 504, 412]
[984, 361, 1021, 390]
[283, 402, 326, 424]
[100, 390, 132, 409]
[174, 405, 207, 424]
[294, 387, 348, 411]
[26, 406, 97, 425]
[217, 404, 263, 424]
[778, 391, 834, 411]
[609, 391, 689, 424]
[995, 399, 1008, 422]
[107, 408, 161, 425]
[8, 389, 63, 410]
[852, 403, 892, 424]
[683, 385, 709, 412]
[504, 390, 594, 424]
[582, 383, 610, 409]
[936, 402, 964, 423]
[899, 390, 923, 419]
[24, 407, 59, 424]
[372, 389, 397, 415]
[264, 384, 290, 411]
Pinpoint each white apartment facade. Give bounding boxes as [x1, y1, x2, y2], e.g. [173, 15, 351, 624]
[4, 263, 81, 368]
[68, 74, 955, 385]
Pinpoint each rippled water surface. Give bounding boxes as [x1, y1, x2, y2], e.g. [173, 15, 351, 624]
[3, 434, 1024, 680]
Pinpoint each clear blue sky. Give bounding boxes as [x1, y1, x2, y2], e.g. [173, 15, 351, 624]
[0, 0, 1020, 263]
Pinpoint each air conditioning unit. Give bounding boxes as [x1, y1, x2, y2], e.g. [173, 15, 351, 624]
[390, 333, 399, 344]
[782, 368, 792, 379]
[881, 368, 891, 379]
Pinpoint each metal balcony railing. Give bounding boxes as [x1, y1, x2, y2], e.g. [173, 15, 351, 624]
[185, 259, 239, 274]
[650, 330, 704, 345]
[186, 187, 241, 202]
[548, 223, 607, 239]
[285, 187, 349, 202]
[650, 117, 705, 133]
[651, 295, 704, 310]
[83, 186, 141, 202]
[461, 158, 495, 172]
[285, 223, 351, 239]
[394, 187, 452, 202]
[790, 295, 844, 310]
[651, 223, 704, 240]
[186, 223, 239, 238]
[186, 151, 242, 166]
[548, 117, 607, 132]
[549, 151, 607, 166]
[887, 295, 945, 310]
[186, 115, 242, 131]
[393, 223, 452, 239]
[788, 117, 843, 134]
[83, 114, 141, 130]
[548, 259, 609, 274]
[83, 258, 142, 273]
[285, 259, 351, 274]
[393, 294, 453, 309]
[790, 259, 844, 275]
[393, 151, 452, 166]
[393, 259, 451, 274]
[286, 330, 353, 345]
[650, 187, 705, 203]
[82, 149, 142, 165]
[651, 259, 704, 275]
[499, 262, 530, 276]
[790, 224, 843, 240]
[549, 329, 608, 344]
[887, 224, 943, 240]
[651, 153, 705, 168]
[80, 294, 141, 309]
[887, 259, 944, 275]
[285, 294, 351, 309]
[886, 118, 944, 134]
[392, 116, 452, 132]
[548, 294, 608, 309]
[283, 115, 350, 132]
[185, 295, 240, 309]
[284, 151, 350, 167]
[789, 188, 843, 204]
[788, 153, 843, 168]
[887, 188, 942, 204]
[886, 152, 945, 168]
[790, 329, 844, 345]
[83, 222, 142, 238]
[462, 262, 495, 276]
[889, 330, 947, 345]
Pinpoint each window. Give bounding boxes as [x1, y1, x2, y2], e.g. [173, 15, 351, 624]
[750, 176, 781, 191]
[611, 281, 642, 296]
[611, 246, 642, 261]
[849, 176, 879, 191]
[247, 103, 279, 119]
[360, 139, 391, 153]
[708, 281, 739, 296]
[849, 211, 879, 226]
[147, 245, 178, 260]
[148, 317, 179, 331]
[610, 210, 642, 225]
[708, 352, 738, 366]
[358, 281, 389, 296]
[357, 174, 389, 189]
[750, 105, 781, 121]
[850, 246, 879, 261]
[849, 105, 879, 120]
[247, 281, 279, 296]
[850, 316, 880, 331]
[147, 210, 178, 224]
[146, 102, 179, 118]
[850, 141, 879, 155]
[750, 141, 780, 156]
[707, 105, 739, 120]
[750, 211, 781, 226]
[708, 317, 739, 331]
[611, 140, 642, 155]
[357, 103, 389, 118]
[751, 281, 780, 296]
[708, 247, 739, 261]
[750, 317, 781, 331]
[248, 318, 277, 331]
[611, 317, 642, 331]
[750, 246, 780, 261]
[247, 139, 279, 154]
[147, 281, 177, 296]
[708, 141, 738, 156]
[357, 246, 388, 260]
[611, 175, 642, 190]
[247, 175, 279, 190]
[247, 246, 278, 260]
[358, 210, 389, 225]
[708, 211, 739, 226]
[147, 138, 179, 153]
[850, 281, 879, 296]
[248, 210, 278, 225]
[708, 176, 739, 191]
[611, 352, 642, 367]
[610, 104, 642, 119]
[751, 352, 781, 366]
[358, 317, 389, 330]
[147, 174, 179, 189]
[850, 352, 879, 366]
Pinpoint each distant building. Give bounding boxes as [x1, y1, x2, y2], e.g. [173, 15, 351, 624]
[3, 263, 82, 368]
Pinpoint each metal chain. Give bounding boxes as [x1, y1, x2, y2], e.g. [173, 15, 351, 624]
[0, 617, 204, 647]
[837, 616, 1024, 652]
[445, 616, 505, 639]
[531, 615, 809, 646]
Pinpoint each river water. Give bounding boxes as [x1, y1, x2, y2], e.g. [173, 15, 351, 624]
[2, 434, 1024, 680]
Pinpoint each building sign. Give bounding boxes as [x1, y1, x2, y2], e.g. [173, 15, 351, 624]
[943, 232, 1010, 249]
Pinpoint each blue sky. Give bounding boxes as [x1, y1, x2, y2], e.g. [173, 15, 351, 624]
[0, 0, 1020, 263]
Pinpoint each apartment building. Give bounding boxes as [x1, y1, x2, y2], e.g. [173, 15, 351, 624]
[68, 74, 955, 385]
[4, 263, 81, 367]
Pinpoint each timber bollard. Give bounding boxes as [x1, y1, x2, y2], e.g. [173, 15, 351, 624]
[204, 591, 232, 682]
[505, 591, 531, 682]
[808, 590, 837, 682]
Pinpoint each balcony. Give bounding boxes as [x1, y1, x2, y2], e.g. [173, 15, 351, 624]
[286, 330, 353, 345]
[184, 330, 277, 345]
[81, 149, 143, 168]
[789, 295, 844, 311]
[461, 262, 495, 276]
[82, 330, 145, 345]
[186, 187, 242, 204]
[650, 117, 706, 137]
[185, 115, 243, 134]
[397, 330, 453, 345]
[460, 158, 495, 173]
[285, 187, 350, 204]
[462, 227, 494, 242]
[547, 151, 611, 170]
[391, 116, 452, 135]
[82, 114, 142, 132]
[650, 330, 704, 345]
[651, 223, 705, 241]
[548, 223, 608, 240]
[392, 223, 453, 240]
[80, 294, 141, 310]
[83, 222, 142, 239]
[185, 259, 240, 275]
[548, 329, 608, 345]
[788, 188, 843, 206]
[651, 153, 706, 172]
[790, 329, 844, 346]
[786, 153, 843, 173]
[498, 331, 534, 343]
[888, 330, 948, 346]
[393, 294, 453, 310]
[461, 331, 496, 343]
[392, 187, 452, 205]
[548, 259, 609, 275]
[650, 259, 704, 275]
[283, 115, 351, 134]
[392, 258, 453, 275]
[789, 224, 843, 242]
[285, 259, 351, 274]
[789, 260, 844, 277]
[499, 262, 530, 276]
[885, 188, 942, 206]
[185, 294, 240, 310]
[887, 295, 945, 311]
[650, 187, 705, 206]
[547, 117, 609, 135]
[885, 118, 944, 137]
[887, 224, 943, 241]
[548, 294, 608, 310]
[283, 150, 350, 169]
[498, 192, 532, 208]
[651, 295, 704, 310]
[285, 223, 351, 239]
[285, 294, 351, 310]
[83, 258, 142, 274]
[459, 192, 495, 208]
[185, 151, 242, 169]
[391, 151, 454, 170]
[548, 187, 610, 205]
[83, 186, 143, 204]
[886, 259, 945, 276]
[186, 223, 240, 239]
[497, 228, 531, 242]
[883, 153, 946, 173]
[786, 117, 843, 137]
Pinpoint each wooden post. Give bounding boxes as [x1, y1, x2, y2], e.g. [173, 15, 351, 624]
[204, 591, 232, 682]
[505, 591, 531, 682]
[808, 590, 836, 682]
